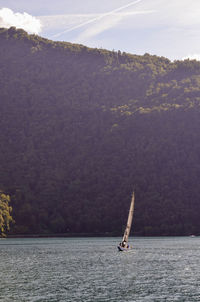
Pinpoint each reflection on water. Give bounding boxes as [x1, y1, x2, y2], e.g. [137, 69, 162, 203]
[0, 237, 200, 301]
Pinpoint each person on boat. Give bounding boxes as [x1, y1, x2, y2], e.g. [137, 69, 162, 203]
[122, 240, 127, 247]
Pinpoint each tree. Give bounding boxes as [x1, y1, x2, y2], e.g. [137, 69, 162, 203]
[0, 191, 13, 237]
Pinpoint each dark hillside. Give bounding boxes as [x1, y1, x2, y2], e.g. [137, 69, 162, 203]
[1, 27, 200, 236]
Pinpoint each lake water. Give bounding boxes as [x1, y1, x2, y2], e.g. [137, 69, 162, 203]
[0, 237, 200, 302]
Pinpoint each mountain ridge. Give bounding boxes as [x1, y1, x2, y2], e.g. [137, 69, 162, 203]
[1, 27, 200, 236]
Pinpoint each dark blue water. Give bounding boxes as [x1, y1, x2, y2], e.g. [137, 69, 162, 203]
[0, 237, 200, 301]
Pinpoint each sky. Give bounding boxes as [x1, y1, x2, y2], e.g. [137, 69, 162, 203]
[0, 0, 200, 61]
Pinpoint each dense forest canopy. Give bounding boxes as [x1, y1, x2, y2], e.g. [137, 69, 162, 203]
[1, 27, 200, 236]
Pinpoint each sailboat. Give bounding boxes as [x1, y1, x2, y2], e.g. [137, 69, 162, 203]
[118, 191, 135, 251]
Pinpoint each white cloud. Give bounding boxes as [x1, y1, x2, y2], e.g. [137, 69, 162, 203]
[39, 14, 96, 32]
[40, 11, 155, 32]
[47, 0, 155, 41]
[74, 10, 155, 44]
[0, 7, 42, 34]
[73, 14, 123, 43]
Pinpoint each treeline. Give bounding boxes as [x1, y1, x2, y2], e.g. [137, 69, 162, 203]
[1, 27, 200, 236]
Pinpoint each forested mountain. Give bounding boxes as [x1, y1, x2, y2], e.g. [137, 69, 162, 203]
[1, 27, 200, 236]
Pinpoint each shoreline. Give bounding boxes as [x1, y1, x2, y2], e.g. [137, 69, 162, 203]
[6, 232, 120, 238]
[5, 233, 198, 238]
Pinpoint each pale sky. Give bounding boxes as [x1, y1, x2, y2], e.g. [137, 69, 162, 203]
[0, 0, 200, 61]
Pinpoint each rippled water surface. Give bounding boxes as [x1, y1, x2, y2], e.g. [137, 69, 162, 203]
[1, 237, 200, 301]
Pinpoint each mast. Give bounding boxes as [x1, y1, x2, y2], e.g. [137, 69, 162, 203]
[122, 191, 135, 243]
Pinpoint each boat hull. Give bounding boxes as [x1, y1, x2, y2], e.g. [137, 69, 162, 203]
[117, 245, 131, 251]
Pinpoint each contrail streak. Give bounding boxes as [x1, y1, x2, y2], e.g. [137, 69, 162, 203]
[52, 0, 142, 38]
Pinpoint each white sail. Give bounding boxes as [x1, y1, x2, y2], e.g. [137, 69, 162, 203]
[122, 191, 135, 243]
